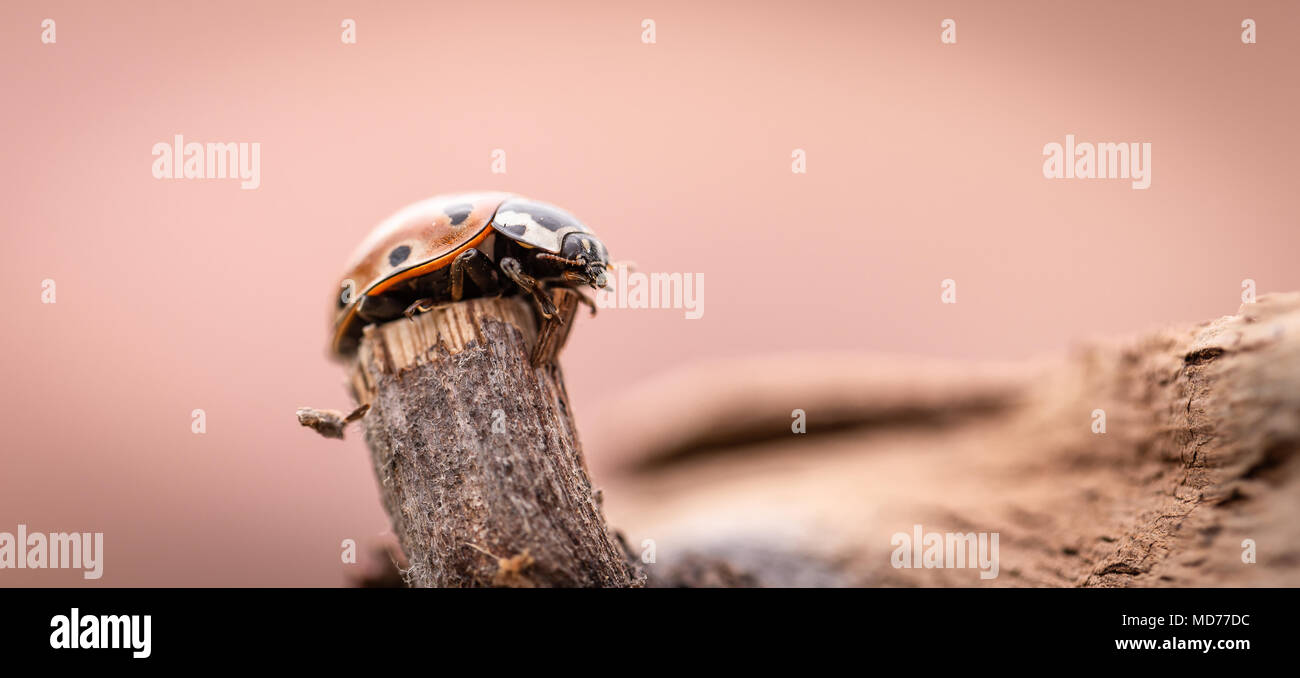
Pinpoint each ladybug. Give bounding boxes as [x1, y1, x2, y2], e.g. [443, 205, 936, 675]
[331, 192, 612, 356]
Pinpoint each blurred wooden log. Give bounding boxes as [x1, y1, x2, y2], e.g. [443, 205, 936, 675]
[600, 293, 1300, 587]
[585, 354, 1037, 474]
[344, 291, 643, 587]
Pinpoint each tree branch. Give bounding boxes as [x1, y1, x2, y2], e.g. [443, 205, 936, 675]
[343, 291, 643, 587]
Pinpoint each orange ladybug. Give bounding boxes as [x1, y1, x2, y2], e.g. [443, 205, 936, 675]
[332, 193, 612, 356]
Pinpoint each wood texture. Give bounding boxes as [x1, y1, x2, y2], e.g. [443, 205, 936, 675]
[597, 293, 1300, 587]
[347, 291, 643, 587]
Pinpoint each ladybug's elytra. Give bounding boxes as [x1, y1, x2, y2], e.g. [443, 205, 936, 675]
[331, 193, 612, 356]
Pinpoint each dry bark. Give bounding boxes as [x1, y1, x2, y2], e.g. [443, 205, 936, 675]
[341, 291, 643, 587]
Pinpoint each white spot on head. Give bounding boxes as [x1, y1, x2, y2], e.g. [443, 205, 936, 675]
[494, 210, 539, 230]
[494, 210, 568, 251]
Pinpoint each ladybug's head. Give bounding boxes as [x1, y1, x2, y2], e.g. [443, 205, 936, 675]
[555, 233, 611, 288]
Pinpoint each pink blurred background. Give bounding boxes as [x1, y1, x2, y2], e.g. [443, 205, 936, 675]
[1, 0, 1296, 585]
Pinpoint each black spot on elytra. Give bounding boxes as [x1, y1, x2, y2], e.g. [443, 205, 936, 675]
[388, 245, 411, 267]
[446, 204, 474, 225]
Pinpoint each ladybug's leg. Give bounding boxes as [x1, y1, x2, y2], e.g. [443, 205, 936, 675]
[500, 257, 559, 319]
[497, 257, 534, 290]
[531, 287, 560, 320]
[573, 290, 598, 316]
[450, 248, 499, 302]
[403, 298, 439, 321]
[546, 282, 598, 317]
[358, 294, 410, 323]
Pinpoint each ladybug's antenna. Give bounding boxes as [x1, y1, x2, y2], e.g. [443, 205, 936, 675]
[536, 252, 585, 267]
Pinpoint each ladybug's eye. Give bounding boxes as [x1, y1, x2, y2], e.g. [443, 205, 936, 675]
[388, 245, 411, 267]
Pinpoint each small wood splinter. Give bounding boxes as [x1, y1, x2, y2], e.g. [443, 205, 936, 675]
[296, 404, 370, 440]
